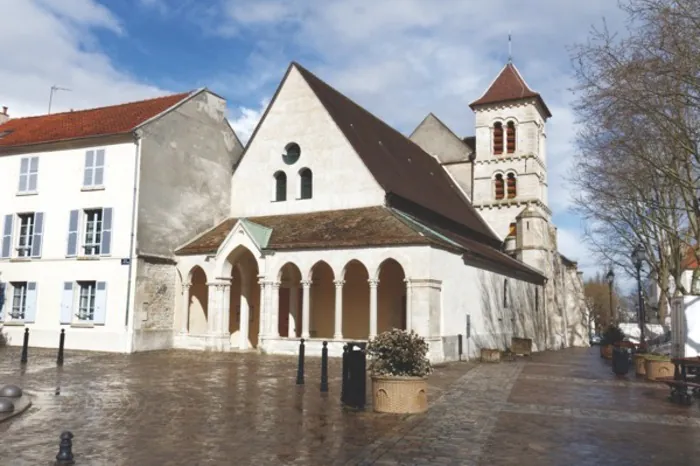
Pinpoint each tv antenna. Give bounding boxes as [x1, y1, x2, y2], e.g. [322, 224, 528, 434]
[48, 85, 71, 114]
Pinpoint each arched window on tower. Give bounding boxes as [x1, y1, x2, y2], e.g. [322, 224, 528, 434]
[274, 171, 287, 201]
[507, 173, 517, 199]
[506, 121, 516, 154]
[299, 168, 313, 199]
[493, 122, 504, 155]
[494, 174, 504, 200]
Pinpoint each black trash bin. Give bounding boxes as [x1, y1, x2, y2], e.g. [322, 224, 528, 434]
[612, 345, 631, 375]
[341, 342, 367, 409]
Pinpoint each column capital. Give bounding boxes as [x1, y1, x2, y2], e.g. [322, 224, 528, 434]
[271, 280, 281, 290]
[333, 279, 346, 288]
[368, 278, 380, 287]
[403, 277, 413, 287]
[183, 283, 192, 290]
[301, 279, 313, 287]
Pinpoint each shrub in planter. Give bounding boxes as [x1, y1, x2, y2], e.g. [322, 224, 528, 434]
[481, 348, 501, 363]
[600, 325, 625, 360]
[633, 353, 648, 376]
[644, 354, 674, 381]
[367, 329, 432, 414]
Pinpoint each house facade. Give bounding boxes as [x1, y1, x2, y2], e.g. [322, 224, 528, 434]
[173, 63, 555, 362]
[0, 90, 243, 352]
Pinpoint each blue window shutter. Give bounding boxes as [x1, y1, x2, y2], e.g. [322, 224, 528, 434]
[18, 157, 28, 192]
[24, 282, 37, 323]
[83, 150, 94, 186]
[28, 157, 39, 191]
[0, 282, 6, 321]
[67, 210, 79, 257]
[94, 282, 107, 325]
[1, 214, 13, 258]
[101, 208, 112, 255]
[60, 282, 74, 324]
[94, 149, 105, 185]
[31, 212, 44, 258]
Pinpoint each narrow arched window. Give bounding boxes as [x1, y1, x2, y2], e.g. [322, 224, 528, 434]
[507, 173, 516, 198]
[506, 121, 516, 153]
[274, 171, 287, 201]
[299, 168, 313, 199]
[494, 174, 504, 200]
[493, 122, 504, 155]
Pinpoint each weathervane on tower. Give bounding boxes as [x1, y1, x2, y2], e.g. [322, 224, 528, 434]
[508, 31, 513, 63]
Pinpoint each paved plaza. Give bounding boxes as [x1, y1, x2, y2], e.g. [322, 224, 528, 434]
[1, 345, 700, 465]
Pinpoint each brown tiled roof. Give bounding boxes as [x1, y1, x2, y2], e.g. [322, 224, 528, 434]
[293, 63, 500, 246]
[469, 63, 551, 118]
[175, 207, 460, 256]
[0, 92, 192, 149]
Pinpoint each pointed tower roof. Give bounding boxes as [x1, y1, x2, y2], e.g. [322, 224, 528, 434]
[469, 63, 551, 118]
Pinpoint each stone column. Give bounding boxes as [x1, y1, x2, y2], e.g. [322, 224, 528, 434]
[217, 281, 231, 338]
[240, 276, 251, 350]
[181, 283, 191, 334]
[269, 281, 281, 337]
[206, 282, 219, 335]
[289, 285, 299, 337]
[333, 279, 345, 340]
[301, 279, 312, 339]
[258, 276, 267, 339]
[404, 278, 413, 332]
[368, 278, 379, 338]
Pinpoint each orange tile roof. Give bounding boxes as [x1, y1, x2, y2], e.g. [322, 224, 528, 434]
[0, 91, 193, 149]
[469, 63, 551, 117]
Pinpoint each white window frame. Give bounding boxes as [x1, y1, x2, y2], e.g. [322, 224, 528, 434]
[76, 281, 97, 322]
[16, 213, 35, 258]
[18, 156, 39, 194]
[9, 282, 27, 321]
[83, 209, 103, 256]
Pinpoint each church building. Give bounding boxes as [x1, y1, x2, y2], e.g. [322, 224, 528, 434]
[173, 61, 586, 361]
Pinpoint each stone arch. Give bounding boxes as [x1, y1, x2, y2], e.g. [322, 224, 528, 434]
[277, 262, 302, 337]
[341, 259, 370, 339]
[308, 260, 334, 339]
[216, 232, 264, 279]
[187, 265, 209, 335]
[226, 245, 261, 349]
[376, 259, 407, 333]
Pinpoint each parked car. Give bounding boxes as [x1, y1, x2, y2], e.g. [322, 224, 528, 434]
[589, 334, 602, 345]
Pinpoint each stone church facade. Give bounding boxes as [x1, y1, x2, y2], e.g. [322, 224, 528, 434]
[171, 61, 588, 362]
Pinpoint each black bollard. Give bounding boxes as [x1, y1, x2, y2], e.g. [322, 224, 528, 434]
[57, 329, 65, 366]
[55, 431, 75, 465]
[296, 338, 305, 385]
[20, 327, 29, 364]
[320, 340, 329, 393]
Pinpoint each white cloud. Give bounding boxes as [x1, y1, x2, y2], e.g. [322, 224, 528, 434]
[228, 99, 269, 145]
[0, 0, 168, 118]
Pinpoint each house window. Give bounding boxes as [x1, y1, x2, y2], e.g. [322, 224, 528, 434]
[18, 156, 39, 193]
[274, 171, 287, 201]
[83, 209, 103, 255]
[507, 173, 517, 198]
[10, 282, 27, 320]
[506, 121, 516, 154]
[83, 149, 105, 187]
[299, 168, 313, 199]
[16, 213, 35, 257]
[493, 122, 504, 155]
[494, 174, 505, 200]
[77, 281, 97, 321]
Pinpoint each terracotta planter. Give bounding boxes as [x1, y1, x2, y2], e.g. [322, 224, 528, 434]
[644, 359, 674, 381]
[481, 348, 501, 363]
[371, 376, 428, 414]
[633, 354, 647, 376]
[600, 345, 613, 360]
[511, 337, 533, 356]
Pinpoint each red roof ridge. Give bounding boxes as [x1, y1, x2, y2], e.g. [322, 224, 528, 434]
[469, 62, 551, 117]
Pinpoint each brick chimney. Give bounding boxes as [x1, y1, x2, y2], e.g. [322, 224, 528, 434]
[0, 107, 9, 125]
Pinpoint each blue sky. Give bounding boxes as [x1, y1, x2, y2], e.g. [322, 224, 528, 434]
[1, 0, 628, 281]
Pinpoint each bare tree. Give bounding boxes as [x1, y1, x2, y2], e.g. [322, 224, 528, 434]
[570, 0, 700, 317]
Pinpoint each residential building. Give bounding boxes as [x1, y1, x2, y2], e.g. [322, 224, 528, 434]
[0, 90, 243, 352]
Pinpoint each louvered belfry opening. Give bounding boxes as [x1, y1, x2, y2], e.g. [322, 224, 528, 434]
[495, 174, 505, 200]
[493, 122, 504, 155]
[506, 121, 516, 153]
[507, 173, 516, 198]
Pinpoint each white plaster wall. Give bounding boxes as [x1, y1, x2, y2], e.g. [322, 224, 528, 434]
[0, 141, 138, 352]
[671, 295, 700, 358]
[229, 66, 386, 218]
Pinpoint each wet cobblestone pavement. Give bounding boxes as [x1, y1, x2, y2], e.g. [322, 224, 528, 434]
[1, 346, 700, 465]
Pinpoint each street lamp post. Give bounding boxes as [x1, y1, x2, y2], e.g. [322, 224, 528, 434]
[632, 244, 647, 346]
[606, 268, 615, 325]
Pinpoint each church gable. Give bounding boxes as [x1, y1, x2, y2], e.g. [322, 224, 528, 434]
[409, 113, 473, 165]
[229, 64, 385, 218]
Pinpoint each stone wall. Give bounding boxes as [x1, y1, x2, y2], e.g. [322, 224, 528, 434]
[132, 256, 178, 351]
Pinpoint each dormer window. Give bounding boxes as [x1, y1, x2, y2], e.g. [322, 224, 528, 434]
[506, 121, 516, 154]
[493, 122, 504, 155]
